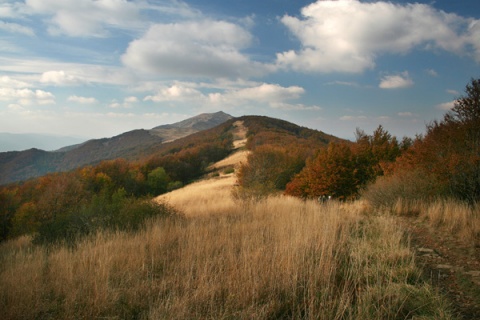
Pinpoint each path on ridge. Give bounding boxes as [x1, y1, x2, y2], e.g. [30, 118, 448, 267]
[399, 217, 480, 319]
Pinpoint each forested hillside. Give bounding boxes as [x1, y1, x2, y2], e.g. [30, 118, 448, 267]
[236, 78, 479, 207]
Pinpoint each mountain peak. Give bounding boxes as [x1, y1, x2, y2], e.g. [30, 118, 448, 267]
[152, 111, 233, 131]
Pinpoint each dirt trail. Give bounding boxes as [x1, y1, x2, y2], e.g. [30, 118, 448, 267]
[209, 120, 249, 171]
[399, 217, 480, 319]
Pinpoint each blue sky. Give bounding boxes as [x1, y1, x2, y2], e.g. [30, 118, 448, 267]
[1, 0, 479, 141]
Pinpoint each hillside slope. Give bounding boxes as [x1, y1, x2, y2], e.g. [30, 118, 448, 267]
[0, 112, 233, 185]
[156, 120, 248, 216]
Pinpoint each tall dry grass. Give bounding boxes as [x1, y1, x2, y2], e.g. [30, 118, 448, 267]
[391, 198, 480, 246]
[1, 189, 454, 319]
[362, 170, 480, 246]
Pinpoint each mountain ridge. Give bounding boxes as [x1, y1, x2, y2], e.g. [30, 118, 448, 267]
[0, 112, 343, 185]
[0, 112, 233, 185]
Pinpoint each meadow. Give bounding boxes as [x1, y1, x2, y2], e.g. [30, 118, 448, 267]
[0, 173, 455, 319]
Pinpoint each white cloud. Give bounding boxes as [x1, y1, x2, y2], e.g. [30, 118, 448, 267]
[124, 96, 138, 103]
[40, 70, 83, 86]
[0, 76, 30, 88]
[436, 101, 455, 110]
[143, 82, 310, 112]
[67, 95, 97, 104]
[379, 72, 414, 89]
[110, 96, 140, 108]
[447, 89, 460, 95]
[208, 83, 305, 107]
[0, 21, 34, 36]
[0, 1, 27, 19]
[122, 20, 269, 78]
[277, 0, 480, 73]
[468, 20, 480, 63]
[7, 104, 23, 111]
[145, 85, 204, 102]
[0, 87, 55, 105]
[25, 0, 143, 37]
[225, 83, 304, 101]
[426, 69, 438, 77]
[0, 58, 136, 86]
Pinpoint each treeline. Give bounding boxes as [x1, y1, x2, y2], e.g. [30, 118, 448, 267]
[365, 79, 480, 207]
[235, 116, 344, 198]
[239, 78, 480, 205]
[0, 123, 234, 243]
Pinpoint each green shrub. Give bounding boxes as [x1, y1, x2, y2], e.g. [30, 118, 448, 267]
[33, 190, 178, 246]
[223, 167, 235, 174]
[167, 181, 183, 191]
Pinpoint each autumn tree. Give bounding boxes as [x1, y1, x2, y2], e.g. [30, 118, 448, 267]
[385, 78, 480, 203]
[286, 125, 404, 200]
[286, 142, 359, 200]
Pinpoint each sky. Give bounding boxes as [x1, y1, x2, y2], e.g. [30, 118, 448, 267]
[1, 0, 480, 141]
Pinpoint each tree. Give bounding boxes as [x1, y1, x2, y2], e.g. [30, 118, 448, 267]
[237, 145, 304, 195]
[0, 188, 19, 241]
[286, 142, 358, 200]
[147, 167, 170, 196]
[391, 78, 480, 203]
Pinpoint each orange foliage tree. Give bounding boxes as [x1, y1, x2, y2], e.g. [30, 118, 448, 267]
[286, 126, 404, 200]
[392, 78, 480, 203]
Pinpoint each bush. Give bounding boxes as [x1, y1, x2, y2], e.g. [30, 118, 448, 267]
[33, 192, 178, 246]
[361, 169, 442, 212]
[223, 166, 235, 174]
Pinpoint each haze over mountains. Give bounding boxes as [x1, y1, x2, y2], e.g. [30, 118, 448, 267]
[0, 111, 233, 185]
[0, 133, 87, 153]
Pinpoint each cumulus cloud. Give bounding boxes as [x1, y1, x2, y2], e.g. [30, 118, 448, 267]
[143, 82, 309, 111]
[110, 96, 140, 108]
[277, 0, 480, 73]
[68, 95, 97, 104]
[379, 72, 413, 89]
[0, 76, 30, 88]
[145, 85, 204, 102]
[122, 20, 268, 78]
[208, 83, 305, 107]
[124, 96, 138, 103]
[40, 70, 83, 86]
[437, 101, 455, 110]
[0, 87, 55, 105]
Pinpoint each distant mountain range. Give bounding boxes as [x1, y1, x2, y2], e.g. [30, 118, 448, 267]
[0, 111, 233, 185]
[0, 133, 86, 152]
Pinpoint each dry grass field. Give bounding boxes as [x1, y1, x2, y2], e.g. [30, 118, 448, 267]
[0, 176, 455, 319]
